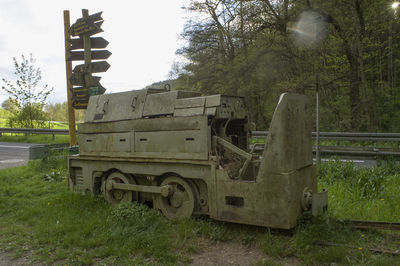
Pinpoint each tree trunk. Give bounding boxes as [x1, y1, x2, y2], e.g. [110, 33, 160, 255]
[348, 52, 361, 131]
[353, 0, 371, 130]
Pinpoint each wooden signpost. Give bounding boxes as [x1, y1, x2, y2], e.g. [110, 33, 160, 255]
[63, 9, 111, 145]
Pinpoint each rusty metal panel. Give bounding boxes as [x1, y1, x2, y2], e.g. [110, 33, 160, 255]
[111, 132, 131, 152]
[134, 130, 203, 153]
[205, 95, 221, 107]
[175, 96, 206, 109]
[205, 107, 217, 116]
[79, 115, 205, 134]
[142, 91, 201, 117]
[174, 107, 204, 117]
[258, 93, 313, 174]
[216, 96, 247, 119]
[204, 95, 246, 119]
[79, 132, 130, 153]
[85, 89, 165, 123]
[142, 91, 176, 117]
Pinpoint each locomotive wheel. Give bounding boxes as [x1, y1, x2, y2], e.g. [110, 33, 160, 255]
[104, 172, 135, 204]
[157, 176, 195, 219]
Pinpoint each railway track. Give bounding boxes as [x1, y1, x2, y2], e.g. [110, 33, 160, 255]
[344, 220, 400, 231]
[314, 220, 400, 256]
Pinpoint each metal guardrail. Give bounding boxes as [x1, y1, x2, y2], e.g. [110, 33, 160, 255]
[0, 128, 69, 140]
[251, 131, 400, 142]
[0, 128, 69, 135]
[251, 131, 400, 159]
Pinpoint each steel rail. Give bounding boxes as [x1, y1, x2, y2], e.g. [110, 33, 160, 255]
[344, 220, 400, 231]
[316, 241, 400, 256]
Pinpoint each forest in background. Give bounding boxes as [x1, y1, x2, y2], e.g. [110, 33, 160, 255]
[2, 0, 399, 132]
[169, 0, 400, 132]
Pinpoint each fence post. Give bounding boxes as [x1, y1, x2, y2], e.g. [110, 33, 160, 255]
[316, 74, 321, 165]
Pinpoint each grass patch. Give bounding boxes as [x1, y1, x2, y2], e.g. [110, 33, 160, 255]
[0, 152, 180, 264]
[319, 159, 400, 221]
[0, 156, 399, 264]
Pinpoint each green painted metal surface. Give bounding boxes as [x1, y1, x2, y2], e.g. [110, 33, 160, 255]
[68, 89, 327, 229]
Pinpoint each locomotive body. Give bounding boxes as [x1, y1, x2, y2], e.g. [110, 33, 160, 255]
[68, 88, 327, 229]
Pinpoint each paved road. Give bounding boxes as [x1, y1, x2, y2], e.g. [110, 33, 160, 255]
[318, 158, 378, 167]
[0, 142, 32, 169]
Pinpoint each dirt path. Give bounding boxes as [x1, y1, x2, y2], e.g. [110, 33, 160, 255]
[0, 250, 35, 266]
[189, 240, 299, 266]
[1, 242, 299, 265]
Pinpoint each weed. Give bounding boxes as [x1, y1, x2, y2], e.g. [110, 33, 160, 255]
[318, 160, 400, 221]
[192, 218, 231, 242]
[42, 171, 64, 182]
[242, 234, 257, 247]
[261, 230, 293, 258]
[319, 159, 387, 200]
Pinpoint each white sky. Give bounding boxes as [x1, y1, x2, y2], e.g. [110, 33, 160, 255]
[0, 0, 190, 104]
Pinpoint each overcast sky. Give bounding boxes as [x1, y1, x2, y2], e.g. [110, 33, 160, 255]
[0, 0, 189, 104]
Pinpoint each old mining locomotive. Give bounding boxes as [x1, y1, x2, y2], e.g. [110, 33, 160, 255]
[68, 88, 328, 229]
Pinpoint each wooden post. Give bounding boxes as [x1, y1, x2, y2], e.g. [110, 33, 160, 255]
[316, 73, 320, 165]
[82, 9, 93, 87]
[63, 10, 77, 146]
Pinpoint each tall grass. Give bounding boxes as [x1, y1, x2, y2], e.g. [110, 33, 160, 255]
[319, 159, 400, 221]
[0, 154, 399, 264]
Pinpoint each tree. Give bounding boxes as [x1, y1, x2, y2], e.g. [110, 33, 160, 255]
[45, 102, 67, 122]
[174, 0, 400, 132]
[1, 54, 53, 128]
[1, 98, 19, 113]
[44, 101, 86, 124]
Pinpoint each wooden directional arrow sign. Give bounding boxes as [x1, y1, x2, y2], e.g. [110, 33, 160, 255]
[71, 87, 90, 102]
[69, 20, 103, 37]
[70, 73, 105, 87]
[69, 12, 104, 37]
[72, 100, 89, 109]
[69, 37, 109, 50]
[85, 11, 103, 23]
[70, 71, 85, 86]
[71, 80, 106, 109]
[68, 50, 112, 61]
[71, 81, 105, 98]
[73, 61, 110, 73]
